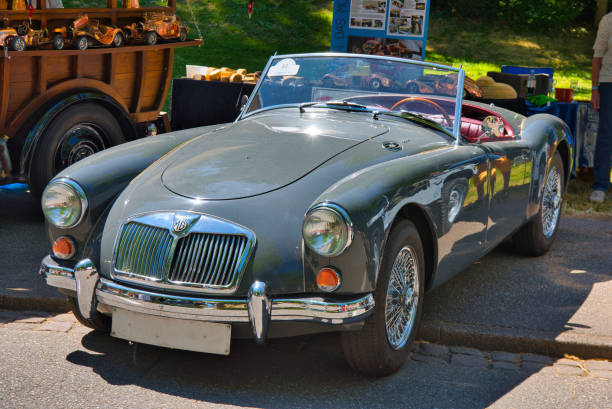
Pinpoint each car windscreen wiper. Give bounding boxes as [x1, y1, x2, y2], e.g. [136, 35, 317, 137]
[324, 100, 368, 110]
[375, 110, 450, 135]
[299, 100, 369, 113]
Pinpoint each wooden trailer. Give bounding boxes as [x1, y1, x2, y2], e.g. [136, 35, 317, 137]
[0, 0, 201, 198]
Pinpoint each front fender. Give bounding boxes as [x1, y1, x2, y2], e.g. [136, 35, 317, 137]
[46, 125, 220, 264]
[303, 146, 453, 294]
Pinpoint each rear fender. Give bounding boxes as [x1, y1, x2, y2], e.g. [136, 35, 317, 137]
[521, 114, 573, 219]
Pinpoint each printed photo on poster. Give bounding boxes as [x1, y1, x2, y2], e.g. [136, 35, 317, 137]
[348, 36, 423, 59]
[386, 0, 426, 37]
[349, 0, 387, 30]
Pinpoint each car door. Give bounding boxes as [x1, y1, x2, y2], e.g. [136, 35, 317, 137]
[433, 145, 491, 285]
[478, 140, 532, 248]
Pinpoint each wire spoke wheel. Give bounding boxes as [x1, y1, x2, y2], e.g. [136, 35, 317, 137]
[341, 220, 424, 375]
[512, 151, 565, 256]
[541, 165, 562, 238]
[385, 246, 419, 350]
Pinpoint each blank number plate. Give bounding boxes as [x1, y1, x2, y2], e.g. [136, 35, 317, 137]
[111, 309, 231, 355]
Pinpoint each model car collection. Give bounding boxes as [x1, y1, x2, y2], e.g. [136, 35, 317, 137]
[40, 53, 570, 375]
[0, 12, 187, 51]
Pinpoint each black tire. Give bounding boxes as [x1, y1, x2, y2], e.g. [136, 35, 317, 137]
[145, 31, 158, 45]
[52, 34, 65, 50]
[10, 36, 25, 52]
[342, 220, 425, 376]
[29, 102, 125, 200]
[513, 151, 564, 256]
[67, 296, 111, 333]
[76, 36, 88, 50]
[112, 32, 124, 47]
[369, 78, 383, 90]
[179, 28, 187, 42]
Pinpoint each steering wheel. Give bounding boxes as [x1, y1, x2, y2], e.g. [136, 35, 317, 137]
[390, 97, 453, 129]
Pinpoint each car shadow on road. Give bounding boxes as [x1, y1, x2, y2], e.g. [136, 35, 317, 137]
[65, 330, 536, 408]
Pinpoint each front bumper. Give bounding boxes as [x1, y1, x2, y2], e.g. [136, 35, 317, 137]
[40, 256, 375, 344]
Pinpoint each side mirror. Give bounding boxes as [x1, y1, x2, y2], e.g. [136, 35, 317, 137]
[239, 94, 250, 111]
[480, 115, 505, 139]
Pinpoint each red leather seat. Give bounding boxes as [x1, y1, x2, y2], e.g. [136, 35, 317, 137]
[460, 117, 484, 142]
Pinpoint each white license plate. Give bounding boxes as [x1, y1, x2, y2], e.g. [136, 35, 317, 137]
[111, 309, 231, 355]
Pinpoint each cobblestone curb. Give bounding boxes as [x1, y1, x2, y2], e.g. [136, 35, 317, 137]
[410, 341, 612, 378]
[417, 320, 612, 360]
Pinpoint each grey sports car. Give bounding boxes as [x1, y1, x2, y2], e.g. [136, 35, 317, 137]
[40, 53, 571, 375]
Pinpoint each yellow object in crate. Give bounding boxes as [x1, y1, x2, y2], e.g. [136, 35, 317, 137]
[190, 65, 259, 84]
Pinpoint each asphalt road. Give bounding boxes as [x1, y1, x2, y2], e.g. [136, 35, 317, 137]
[1, 314, 610, 409]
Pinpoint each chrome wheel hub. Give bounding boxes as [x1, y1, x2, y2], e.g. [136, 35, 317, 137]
[385, 246, 420, 350]
[56, 124, 106, 173]
[541, 166, 562, 238]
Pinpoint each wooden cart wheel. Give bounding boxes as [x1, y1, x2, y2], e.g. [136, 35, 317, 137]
[29, 103, 125, 200]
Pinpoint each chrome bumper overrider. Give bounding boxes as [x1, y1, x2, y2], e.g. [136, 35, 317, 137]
[40, 256, 375, 343]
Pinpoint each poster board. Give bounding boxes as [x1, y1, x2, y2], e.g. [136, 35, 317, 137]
[330, 0, 430, 60]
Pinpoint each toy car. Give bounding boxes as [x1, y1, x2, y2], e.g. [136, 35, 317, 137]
[123, 13, 188, 45]
[321, 61, 404, 91]
[40, 53, 570, 376]
[55, 15, 125, 50]
[16, 24, 64, 50]
[0, 27, 25, 51]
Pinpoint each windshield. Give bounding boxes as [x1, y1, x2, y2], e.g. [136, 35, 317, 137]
[242, 54, 464, 136]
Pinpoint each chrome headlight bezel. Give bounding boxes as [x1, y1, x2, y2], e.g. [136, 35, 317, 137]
[41, 178, 88, 229]
[302, 203, 353, 257]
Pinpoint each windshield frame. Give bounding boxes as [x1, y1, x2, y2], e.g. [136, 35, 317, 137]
[237, 52, 465, 143]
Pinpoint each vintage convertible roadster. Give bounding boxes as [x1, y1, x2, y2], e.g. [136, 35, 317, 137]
[40, 53, 571, 375]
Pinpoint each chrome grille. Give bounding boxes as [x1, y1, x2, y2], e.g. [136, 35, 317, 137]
[112, 213, 254, 294]
[168, 233, 248, 286]
[114, 222, 174, 280]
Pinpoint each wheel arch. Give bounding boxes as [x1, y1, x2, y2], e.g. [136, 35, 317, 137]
[390, 203, 438, 291]
[555, 139, 571, 188]
[10, 82, 136, 177]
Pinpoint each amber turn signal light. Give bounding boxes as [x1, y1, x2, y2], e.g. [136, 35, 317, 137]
[316, 267, 341, 292]
[53, 236, 76, 260]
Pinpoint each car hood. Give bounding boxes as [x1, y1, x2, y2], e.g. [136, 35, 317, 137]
[161, 111, 389, 200]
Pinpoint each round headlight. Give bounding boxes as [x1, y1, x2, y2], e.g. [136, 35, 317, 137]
[41, 180, 87, 228]
[302, 205, 352, 257]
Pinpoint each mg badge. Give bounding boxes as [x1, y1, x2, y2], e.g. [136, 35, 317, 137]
[171, 213, 199, 236]
[173, 219, 188, 233]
